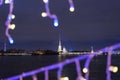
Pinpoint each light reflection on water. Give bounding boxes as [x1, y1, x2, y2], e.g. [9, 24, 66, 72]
[0, 55, 120, 80]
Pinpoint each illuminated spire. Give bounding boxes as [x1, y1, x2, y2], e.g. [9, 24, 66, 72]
[91, 46, 94, 53]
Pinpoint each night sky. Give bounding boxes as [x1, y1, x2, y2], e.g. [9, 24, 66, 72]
[0, 0, 120, 51]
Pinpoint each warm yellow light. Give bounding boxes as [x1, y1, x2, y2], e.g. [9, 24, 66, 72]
[12, 14, 15, 19]
[9, 24, 15, 30]
[109, 66, 118, 73]
[83, 68, 88, 73]
[61, 77, 69, 80]
[41, 12, 47, 17]
[69, 7, 75, 12]
[5, 0, 10, 4]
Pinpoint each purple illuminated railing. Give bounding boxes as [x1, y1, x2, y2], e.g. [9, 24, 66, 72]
[0, 0, 3, 6]
[3, 43, 120, 80]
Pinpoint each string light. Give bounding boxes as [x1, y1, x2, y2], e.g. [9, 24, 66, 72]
[9, 24, 15, 30]
[5, 0, 11, 4]
[41, 12, 47, 17]
[42, 0, 75, 27]
[0, 0, 3, 6]
[109, 66, 118, 73]
[1, 0, 120, 80]
[42, 0, 59, 27]
[83, 68, 88, 74]
[11, 14, 15, 19]
[54, 18, 59, 27]
[43, 0, 48, 3]
[1, 0, 76, 44]
[5, 0, 15, 44]
[61, 77, 69, 80]
[68, 0, 75, 12]
[3, 43, 120, 80]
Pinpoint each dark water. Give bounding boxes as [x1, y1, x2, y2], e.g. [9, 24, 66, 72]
[0, 55, 120, 80]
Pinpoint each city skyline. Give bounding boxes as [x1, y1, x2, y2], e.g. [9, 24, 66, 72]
[0, 0, 120, 51]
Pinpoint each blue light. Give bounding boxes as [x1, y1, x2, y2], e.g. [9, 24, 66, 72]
[8, 15, 12, 20]
[54, 19, 58, 27]
[9, 37, 14, 44]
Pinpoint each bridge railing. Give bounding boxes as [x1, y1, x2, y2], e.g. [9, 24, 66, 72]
[3, 43, 120, 80]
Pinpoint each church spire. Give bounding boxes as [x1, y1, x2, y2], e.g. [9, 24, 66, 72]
[58, 37, 62, 53]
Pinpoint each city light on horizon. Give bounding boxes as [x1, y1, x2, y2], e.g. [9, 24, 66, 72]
[0, 0, 120, 51]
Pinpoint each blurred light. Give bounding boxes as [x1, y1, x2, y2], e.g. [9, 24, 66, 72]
[0, 0, 3, 5]
[109, 66, 118, 73]
[83, 68, 88, 73]
[69, 6, 74, 12]
[54, 19, 58, 27]
[63, 47, 68, 53]
[32, 75, 37, 80]
[9, 37, 14, 44]
[77, 76, 86, 80]
[9, 24, 15, 30]
[41, 12, 47, 17]
[11, 14, 15, 19]
[8, 14, 15, 20]
[5, 0, 10, 4]
[61, 77, 69, 80]
[43, 0, 48, 3]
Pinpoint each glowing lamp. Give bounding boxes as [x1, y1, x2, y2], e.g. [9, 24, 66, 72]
[9, 37, 14, 44]
[109, 66, 118, 73]
[69, 6, 74, 12]
[43, 0, 48, 3]
[11, 14, 15, 19]
[83, 68, 88, 73]
[54, 19, 58, 27]
[60, 77, 69, 80]
[5, 0, 10, 4]
[41, 12, 47, 17]
[9, 24, 15, 30]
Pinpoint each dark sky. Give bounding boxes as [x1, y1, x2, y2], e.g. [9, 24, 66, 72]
[0, 0, 120, 51]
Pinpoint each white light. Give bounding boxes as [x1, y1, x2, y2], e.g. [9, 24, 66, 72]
[5, 0, 10, 4]
[9, 24, 15, 30]
[43, 0, 48, 3]
[41, 12, 47, 17]
[109, 66, 118, 73]
[69, 7, 74, 12]
[54, 19, 58, 27]
[61, 77, 69, 80]
[63, 47, 68, 53]
[11, 14, 15, 19]
[83, 68, 88, 73]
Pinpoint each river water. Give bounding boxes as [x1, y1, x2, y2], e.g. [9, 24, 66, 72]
[0, 55, 120, 80]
